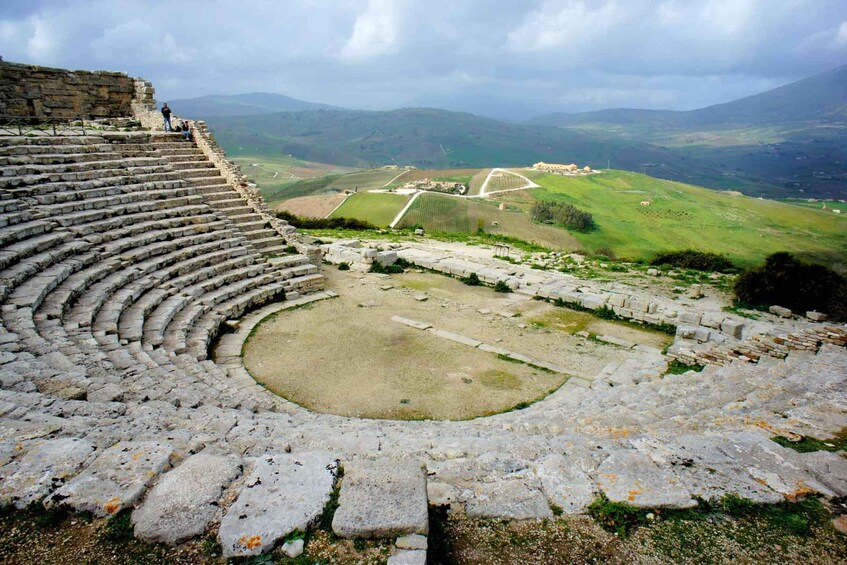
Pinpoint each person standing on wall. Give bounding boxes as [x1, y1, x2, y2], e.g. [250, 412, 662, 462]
[162, 103, 172, 132]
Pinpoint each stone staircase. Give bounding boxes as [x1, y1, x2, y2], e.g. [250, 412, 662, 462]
[0, 130, 844, 562]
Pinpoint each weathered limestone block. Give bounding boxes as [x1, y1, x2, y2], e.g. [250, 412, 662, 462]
[388, 550, 427, 565]
[133, 452, 242, 545]
[534, 454, 596, 514]
[466, 479, 553, 519]
[678, 311, 702, 325]
[376, 251, 398, 266]
[332, 459, 429, 539]
[0, 438, 94, 508]
[579, 293, 607, 310]
[593, 450, 695, 508]
[700, 312, 723, 329]
[721, 319, 745, 339]
[769, 305, 793, 318]
[45, 441, 173, 516]
[806, 311, 828, 322]
[677, 325, 710, 343]
[219, 452, 336, 557]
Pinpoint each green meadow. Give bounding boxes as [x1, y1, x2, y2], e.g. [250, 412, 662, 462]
[329, 192, 411, 227]
[529, 171, 846, 265]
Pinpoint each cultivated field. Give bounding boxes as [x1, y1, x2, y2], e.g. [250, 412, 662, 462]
[783, 198, 847, 213]
[397, 193, 581, 250]
[328, 191, 411, 226]
[483, 169, 533, 193]
[275, 193, 348, 218]
[231, 154, 355, 202]
[326, 169, 405, 191]
[529, 170, 847, 265]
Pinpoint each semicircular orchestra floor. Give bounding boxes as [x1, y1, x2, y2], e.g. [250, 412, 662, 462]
[241, 268, 672, 420]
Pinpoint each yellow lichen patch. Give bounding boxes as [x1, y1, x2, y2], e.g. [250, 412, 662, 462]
[627, 489, 642, 502]
[608, 428, 632, 438]
[103, 497, 122, 515]
[784, 484, 815, 502]
[239, 535, 263, 550]
[748, 418, 802, 441]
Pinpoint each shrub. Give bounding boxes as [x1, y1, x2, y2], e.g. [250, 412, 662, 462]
[337, 262, 350, 271]
[587, 494, 649, 537]
[494, 280, 511, 293]
[733, 252, 846, 321]
[461, 272, 481, 286]
[650, 250, 734, 272]
[531, 201, 594, 231]
[594, 247, 616, 260]
[276, 210, 376, 231]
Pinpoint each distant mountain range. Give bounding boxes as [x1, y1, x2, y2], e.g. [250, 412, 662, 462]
[532, 63, 847, 128]
[190, 64, 847, 199]
[167, 92, 344, 117]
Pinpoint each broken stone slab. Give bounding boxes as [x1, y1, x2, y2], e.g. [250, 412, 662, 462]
[805, 311, 827, 322]
[798, 450, 847, 497]
[593, 449, 695, 509]
[465, 479, 553, 520]
[534, 454, 596, 514]
[45, 441, 173, 516]
[219, 452, 336, 557]
[396, 534, 428, 550]
[332, 459, 428, 539]
[718, 432, 836, 499]
[413, 294, 428, 302]
[769, 305, 792, 318]
[391, 316, 432, 331]
[388, 550, 427, 565]
[429, 328, 482, 348]
[595, 335, 635, 349]
[133, 452, 242, 545]
[0, 437, 94, 509]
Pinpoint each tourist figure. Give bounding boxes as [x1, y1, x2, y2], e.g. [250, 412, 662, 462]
[161, 103, 172, 132]
[181, 120, 192, 141]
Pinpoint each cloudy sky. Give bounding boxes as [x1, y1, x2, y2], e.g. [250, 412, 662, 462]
[1, 0, 846, 119]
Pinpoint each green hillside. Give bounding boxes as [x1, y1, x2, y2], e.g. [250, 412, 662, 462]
[527, 171, 846, 265]
[206, 108, 761, 193]
[323, 169, 846, 265]
[328, 192, 410, 227]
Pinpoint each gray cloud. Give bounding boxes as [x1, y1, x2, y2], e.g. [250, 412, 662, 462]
[1, 0, 845, 119]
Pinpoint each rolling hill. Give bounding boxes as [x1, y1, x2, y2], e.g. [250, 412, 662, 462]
[199, 64, 847, 199]
[206, 108, 762, 192]
[168, 92, 344, 118]
[532, 63, 847, 129]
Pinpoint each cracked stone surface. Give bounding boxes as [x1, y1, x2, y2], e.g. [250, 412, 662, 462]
[218, 452, 336, 557]
[0, 438, 94, 508]
[45, 441, 173, 516]
[133, 451, 242, 544]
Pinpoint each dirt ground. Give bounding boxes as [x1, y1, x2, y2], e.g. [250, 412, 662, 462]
[275, 193, 348, 218]
[242, 268, 671, 420]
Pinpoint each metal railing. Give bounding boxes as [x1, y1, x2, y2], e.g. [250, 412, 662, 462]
[0, 115, 88, 137]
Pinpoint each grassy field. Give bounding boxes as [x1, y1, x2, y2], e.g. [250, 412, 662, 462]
[231, 154, 355, 202]
[328, 192, 411, 227]
[398, 193, 581, 250]
[325, 169, 405, 191]
[783, 199, 847, 213]
[528, 170, 847, 265]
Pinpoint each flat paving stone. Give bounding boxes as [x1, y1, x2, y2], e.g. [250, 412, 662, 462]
[799, 450, 847, 496]
[391, 315, 431, 331]
[219, 452, 336, 557]
[465, 479, 553, 519]
[45, 441, 173, 516]
[332, 459, 428, 539]
[594, 449, 695, 508]
[388, 549, 427, 565]
[534, 454, 596, 514]
[133, 451, 242, 545]
[0, 438, 94, 508]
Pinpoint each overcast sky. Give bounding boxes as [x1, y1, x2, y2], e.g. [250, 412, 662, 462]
[2, 0, 846, 119]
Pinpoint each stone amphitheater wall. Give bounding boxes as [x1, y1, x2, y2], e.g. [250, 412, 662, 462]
[0, 60, 135, 119]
